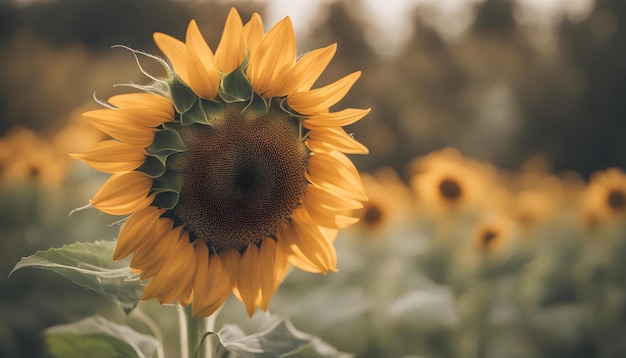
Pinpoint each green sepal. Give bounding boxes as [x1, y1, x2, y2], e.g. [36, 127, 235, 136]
[151, 171, 182, 193]
[169, 78, 198, 114]
[180, 97, 209, 126]
[219, 65, 253, 103]
[135, 155, 167, 178]
[244, 92, 270, 115]
[147, 128, 186, 155]
[151, 191, 180, 210]
[201, 98, 225, 123]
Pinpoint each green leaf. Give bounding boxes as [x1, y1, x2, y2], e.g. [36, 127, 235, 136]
[45, 315, 159, 358]
[10, 240, 145, 314]
[215, 317, 349, 358]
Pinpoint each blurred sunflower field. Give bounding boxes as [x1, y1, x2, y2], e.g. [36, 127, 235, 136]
[2, 0, 626, 357]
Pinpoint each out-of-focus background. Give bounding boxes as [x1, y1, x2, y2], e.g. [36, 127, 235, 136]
[1, 0, 626, 357]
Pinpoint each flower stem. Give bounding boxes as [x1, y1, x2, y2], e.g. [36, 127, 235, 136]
[177, 304, 190, 358]
[203, 305, 223, 358]
[131, 306, 165, 358]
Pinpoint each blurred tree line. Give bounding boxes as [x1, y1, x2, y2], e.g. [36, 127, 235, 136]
[0, 0, 624, 178]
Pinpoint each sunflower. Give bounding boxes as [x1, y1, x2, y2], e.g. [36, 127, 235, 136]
[352, 167, 413, 233]
[408, 147, 499, 216]
[0, 127, 69, 187]
[470, 215, 516, 255]
[580, 167, 626, 229]
[71, 8, 369, 317]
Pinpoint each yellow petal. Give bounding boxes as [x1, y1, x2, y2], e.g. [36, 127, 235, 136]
[70, 140, 145, 173]
[273, 241, 291, 290]
[237, 243, 260, 317]
[258, 239, 277, 311]
[242, 13, 264, 60]
[288, 209, 337, 273]
[303, 179, 364, 229]
[192, 244, 234, 317]
[178, 277, 195, 307]
[246, 17, 296, 96]
[303, 108, 370, 128]
[131, 218, 176, 278]
[185, 20, 220, 98]
[287, 71, 361, 115]
[270, 44, 336, 96]
[142, 231, 196, 304]
[304, 171, 367, 202]
[307, 151, 366, 198]
[83, 110, 156, 148]
[306, 183, 363, 210]
[307, 127, 369, 154]
[90, 171, 153, 215]
[113, 205, 164, 260]
[276, 229, 320, 273]
[153, 32, 189, 84]
[108, 93, 174, 115]
[220, 246, 241, 284]
[85, 108, 172, 128]
[215, 8, 244, 73]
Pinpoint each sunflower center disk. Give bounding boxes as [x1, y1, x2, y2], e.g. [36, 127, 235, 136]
[174, 104, 307, 251]
[439, 178, 462, 200]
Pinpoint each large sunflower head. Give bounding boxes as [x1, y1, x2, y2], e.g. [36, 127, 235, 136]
[71, 8, 369, 317]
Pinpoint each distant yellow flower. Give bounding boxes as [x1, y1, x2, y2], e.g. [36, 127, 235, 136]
[580, 168, 626, 228]
[471, 216, 516, 255]
[506, 163, 584, 230]
[71, 8, 368, 317]
[353, 168, 413, 233]
[408, 147, 497, 215]
[0, 127, 68, 187]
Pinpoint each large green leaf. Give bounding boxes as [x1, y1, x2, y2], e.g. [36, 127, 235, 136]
[45, 315, 159, 358]
[10, 240, 145, 313]
[215, 317, 350, 358]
